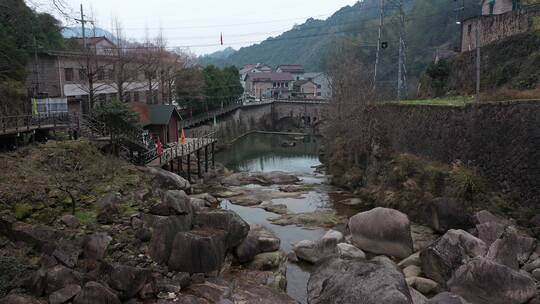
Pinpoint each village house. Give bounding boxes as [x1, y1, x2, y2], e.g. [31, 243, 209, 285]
[244, 72, 294, 100]
[292, 79, 318, 99]
[25, 36, 167, 115]
[239, 63, 273, 89]
[461, 0, 540, 52]
[130, 102, 182, 145]
[300, 72, 332, 99]
[276, 64, 305, 80]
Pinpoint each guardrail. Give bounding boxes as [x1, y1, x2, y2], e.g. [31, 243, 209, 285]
[0, 113, 72, 135]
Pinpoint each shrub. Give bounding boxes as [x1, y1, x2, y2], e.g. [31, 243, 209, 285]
[448, 162, 486, 201]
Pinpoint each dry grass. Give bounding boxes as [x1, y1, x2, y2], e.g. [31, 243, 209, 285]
[0, 140, 148, 224]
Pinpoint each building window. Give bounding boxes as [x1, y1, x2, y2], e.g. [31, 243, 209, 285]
[317, 92, 322, 96]
[273, 82, 277, 87]
[64, 68, 73, 81]
[134, 92, 140, 102]
[512, 0, 521, 10]
[97, 69, 105, 81]
[285, 82, 289, 88]
[489, 0, 495, 15]
[468, 24, 472, 35]
[317, 84, 322, 89]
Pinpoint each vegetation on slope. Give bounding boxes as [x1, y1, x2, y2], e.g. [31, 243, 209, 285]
[0, 0, 64, 115]
[200, 0, 479, 81]
[0, 140, 149, 226]
[420, 32, 540, 100]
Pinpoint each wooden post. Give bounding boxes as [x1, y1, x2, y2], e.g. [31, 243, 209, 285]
[204, 145, 209, 173]
[211, 141, 215, 168]
[187, 153, 191, 182]
[197, 149, 202, 178]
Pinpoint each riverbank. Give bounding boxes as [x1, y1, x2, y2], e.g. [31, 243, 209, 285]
[1, 134, 538, 304]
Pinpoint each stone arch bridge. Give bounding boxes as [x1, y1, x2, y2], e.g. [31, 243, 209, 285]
[272, 100, 329, 126]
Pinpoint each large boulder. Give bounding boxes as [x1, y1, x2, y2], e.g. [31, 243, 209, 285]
[48, 284, 81, 304]
[44, 265, 82, 295]
[307, 257, 413, 304]
[293, 230, 343, 264]
[9, 222, 58, 253]
[168, 229, 227, 274]
[426, 292, 471, 304]
[420, 229, 486, 285]
[476, 221, 506, 246]
[150, 190, 193, 216]
[72, 281, 121, 304]
[108, 265, 150, 300]
[486, 226, 536, 269]
[52, 238, 82, 268]
[231, 282, 297, 304]
[82, 233, 112, 261]
[235, 225, 280, 263]
[144, 167, 191, 192]
[146, 214, 193, 264]
[0, 294, 45, 304]
[426, 198, 470, 233]
[96, 193, 121, 225]
[448, 257, 536, 304]
[349, 207, 414, 259]
[474, 210, 511, 226]
[195, 209, 249, 250]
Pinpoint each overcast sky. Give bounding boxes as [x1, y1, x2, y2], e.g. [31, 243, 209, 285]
[30, 0, 359, 55]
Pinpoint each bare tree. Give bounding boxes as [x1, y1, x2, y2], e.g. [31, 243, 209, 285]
[324, 40, 384, 171]
[109, 19, 148, 102]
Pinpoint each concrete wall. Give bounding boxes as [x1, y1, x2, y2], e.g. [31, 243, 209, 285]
[186, 103, 274, 144]
[482, 0, 514, 15]
[461, 8, 539, 51]
[375, 101, 540, 208]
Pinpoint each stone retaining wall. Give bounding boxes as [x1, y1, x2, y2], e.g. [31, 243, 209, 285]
[376, 101, 540, 207]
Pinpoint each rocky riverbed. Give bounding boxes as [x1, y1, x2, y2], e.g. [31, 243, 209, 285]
[0, 135, 539, 304]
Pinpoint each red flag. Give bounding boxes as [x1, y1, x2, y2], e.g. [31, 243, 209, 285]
[156, 137, 163, 156]
[220, 32, 223, 45]
[180, 128, 186, 145]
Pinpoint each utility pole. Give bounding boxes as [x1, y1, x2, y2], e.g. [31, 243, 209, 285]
[78, 4, 87, 49]
[373, 0, 384, 91]
[75, 4, 92, 115]
[32, 36, 40, 97]
[475, 20, 481, 103]
[397, 0, 407, 101]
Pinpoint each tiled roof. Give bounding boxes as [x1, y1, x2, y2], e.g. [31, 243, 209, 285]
[246, 72, 294, 82]
[130, 102, 181, 126]
[277, 64, 305, 73]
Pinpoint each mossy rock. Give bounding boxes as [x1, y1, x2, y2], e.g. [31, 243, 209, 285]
[13, 203, 32, 220]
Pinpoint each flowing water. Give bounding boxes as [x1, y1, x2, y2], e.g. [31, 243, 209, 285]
[216, 133, 359, 304]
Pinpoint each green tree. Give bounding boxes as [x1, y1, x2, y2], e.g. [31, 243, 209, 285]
[0, 0, 63, 115]
[93, 100, 140, 155]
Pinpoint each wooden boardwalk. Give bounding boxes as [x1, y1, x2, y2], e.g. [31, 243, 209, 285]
[0, 114, 74, 136]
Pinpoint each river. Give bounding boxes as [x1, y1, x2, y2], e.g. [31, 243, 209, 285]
[216, 132, 359, 304]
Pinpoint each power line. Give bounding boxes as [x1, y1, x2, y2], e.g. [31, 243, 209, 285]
[68, 10, 454, 51]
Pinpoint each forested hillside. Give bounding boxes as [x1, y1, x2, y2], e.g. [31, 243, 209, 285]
[200, 0, 480, 83]
[0, 0, 64, 115]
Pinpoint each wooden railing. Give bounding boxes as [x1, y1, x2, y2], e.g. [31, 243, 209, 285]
[0, 113, 72, 135]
